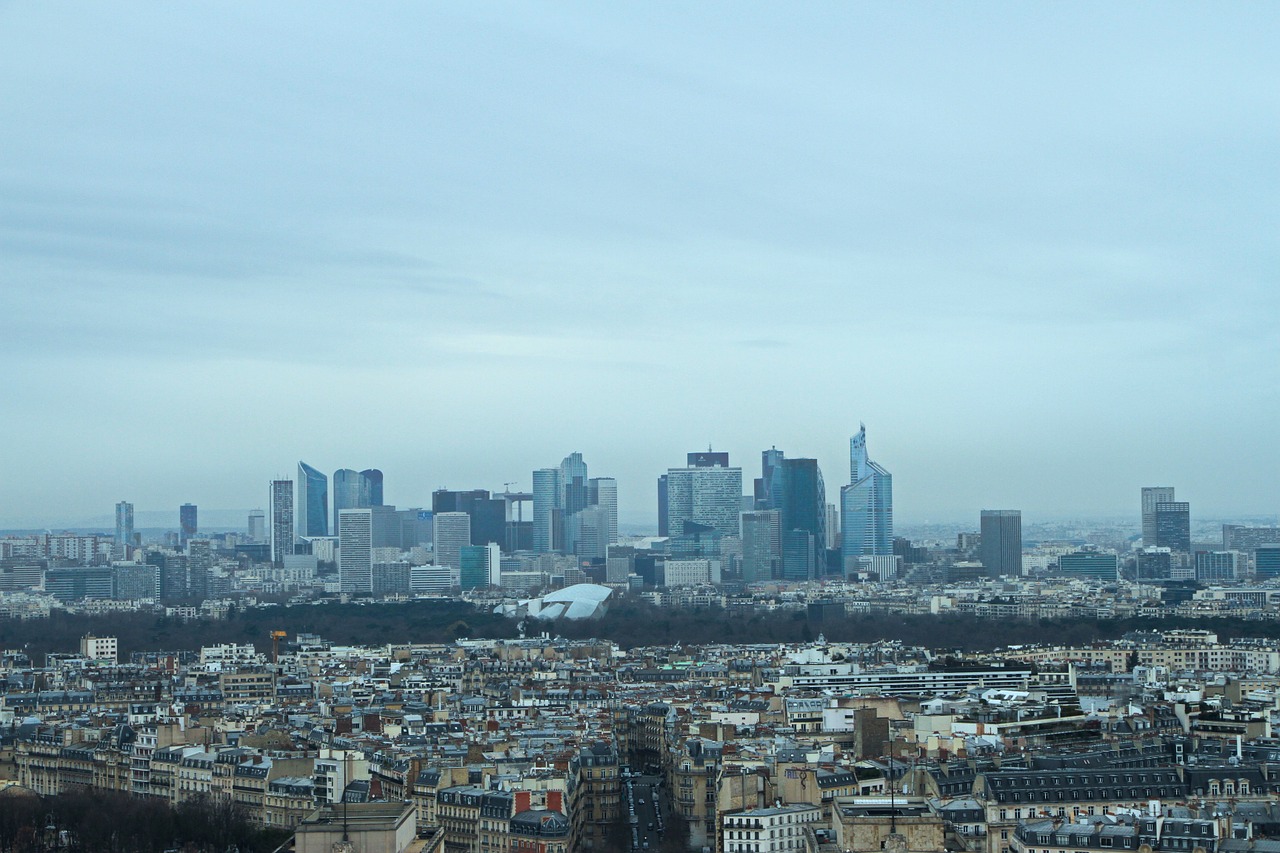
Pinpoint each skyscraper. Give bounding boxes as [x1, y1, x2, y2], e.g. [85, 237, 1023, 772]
[1155, 501, 1191, 553]
[114, 501, 134, 549]
[179, 503, 198, 548]
[779, 457, 826, 556]
[531, 453, 615, 555]
[755, 447, 786, 510]
[433, 512, 471, 573]
[664, 451, 743, 538]
[588, 477, 618, 547]
[296, 461, 328, 538]
[980, 510, 1023, 577]
[1141, 487, 1176, 544]
[362, 468, 384, 506]
[338, 508, 373, 595]
[270, 480, 294, 566]
[247, 509, 266, 543]
[741, 509, 781, 583]
[333, 469, 373, 533]
[841, 425, 893, 567]
[532, 468, 560, 552]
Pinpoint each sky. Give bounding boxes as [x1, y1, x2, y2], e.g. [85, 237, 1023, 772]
[1, 3, 1277, 530]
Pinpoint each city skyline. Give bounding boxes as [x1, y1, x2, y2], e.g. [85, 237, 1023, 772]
[2, 5, 1277, 527]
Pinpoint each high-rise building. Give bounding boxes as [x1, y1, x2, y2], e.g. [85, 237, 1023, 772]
[664, 451, 743, 539]
[532, 453, 614, 555]
[779, 457, 826, 557]
[459, 542, 501, 590]
[179, 503, 198, 547]
[781, 529, 816, 581]
[296, 461, 329, 538]
[1155, 501, 1191, 553]
[533, 468, 560, 553]
[433, 512, 471, 572]
[741, 510, 781, 584]
[247, 509, 266, 543]
[755, 447, 786, 510]
[338, 508, 373, 595]
[333, 469, 376, 533]
[841, 425, 893, 566]
[980, 510, 1022, 577]
[362, 469, 384, 506]
[657, 474, 669, 537]
[114, 501, 134, 550]
[270, 480, 294, 566]
[1141, 487, 1176, 545]
[187, 539, 212, 599]
[588, 477, 618, 547]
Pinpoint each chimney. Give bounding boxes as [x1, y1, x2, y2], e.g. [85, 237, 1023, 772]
[515, 790, 532, 813]
[548, 790, 563, 813]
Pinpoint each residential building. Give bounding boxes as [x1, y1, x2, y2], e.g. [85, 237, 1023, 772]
[270, 480, 294, 566]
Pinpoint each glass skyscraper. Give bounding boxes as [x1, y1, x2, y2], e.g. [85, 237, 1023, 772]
[114, 501, 134, 549]
[296, 461, 329, 538]
[841, 425, 893, 567]
[333, 468, 382, 533]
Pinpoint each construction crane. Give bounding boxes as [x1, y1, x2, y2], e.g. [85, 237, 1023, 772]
[269, 630, 287, 664]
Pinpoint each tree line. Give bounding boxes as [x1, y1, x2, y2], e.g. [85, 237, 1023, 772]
[0, 788, 290, 853]
[2, 597, 1278, 661]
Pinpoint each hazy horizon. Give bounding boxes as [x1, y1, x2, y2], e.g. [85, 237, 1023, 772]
[2, 4, 1276, 528]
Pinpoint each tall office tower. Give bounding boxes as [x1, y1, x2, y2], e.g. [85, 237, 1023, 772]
[333, 469, 373, 533]
[114, 501, 134, 549]
[532, 468, 560, 552]
[1141, 487, 1176, 545]
[338, 508, 373, 595]
[664, 450, 743, 538]
[433, 489, 505, 548]
[270, 479, 294, 566]
[247, 507, 264, 540]
[779, 457, 827, 556]
[568, 505, 610, 560]
[782, 529, 816, 581]
[657, 474, 669, 537]
[980, 510, 1023, 577]
[459, 542, 502, 590]
[755, 447, 786, 509]
[433, 512, 472, 572]
[187, 539, 212, 600]
[361, 469, 384, 506]
[741, 510, 781, 583]
[559, 452, 588, 516]
[1155, 501, 1191, 553]
[247, 509, 266, 543]
[588, 477, 618, 546]
[296, 461, 329, 538]
[179, 503, 198, 548]
[841, 425, 893, 567]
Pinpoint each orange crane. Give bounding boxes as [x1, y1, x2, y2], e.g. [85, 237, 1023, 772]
[270, 630, 287, 664]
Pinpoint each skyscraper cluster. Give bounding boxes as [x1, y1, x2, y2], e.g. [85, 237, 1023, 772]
[532, 453, 618, 560]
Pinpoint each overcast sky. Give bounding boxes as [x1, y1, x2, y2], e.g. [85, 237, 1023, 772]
[1, 3, 1277, 530]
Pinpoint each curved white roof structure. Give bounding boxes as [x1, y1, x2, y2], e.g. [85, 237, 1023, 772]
[493, 583, 612, 621]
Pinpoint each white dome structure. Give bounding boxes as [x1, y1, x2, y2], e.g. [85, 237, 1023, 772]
[493, 583, 613, 621]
